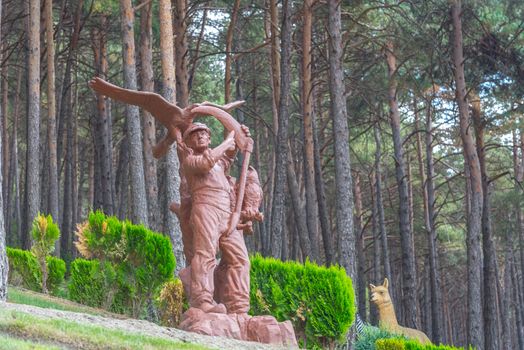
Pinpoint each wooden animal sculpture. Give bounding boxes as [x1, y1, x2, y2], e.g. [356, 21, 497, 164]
[369, 278, 431, 344]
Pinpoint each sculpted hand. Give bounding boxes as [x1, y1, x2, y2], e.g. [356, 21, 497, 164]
[240, 124, 251, 138]
[88, 77, 114, 96]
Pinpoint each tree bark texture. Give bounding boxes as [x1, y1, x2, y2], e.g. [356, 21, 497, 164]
[159, 0, 184, 272]
[120, 0, 148, 226]
[354, 173, 367, 321]
[471, 96, 500, 350]
[1, 67, 8, 222]
[286, 143, 312, 259]
[58, 0, 83, 258]
[6, 70, 22, 247]
[313, 95, 333, 265]
[451, 2, 484, 348]
[25, 0, 42, 249]
[328, 0, 355, 281]
[0, 0, 8, 302]
[301, 0, 320, 263]
[224, 0, 240, 104]
[45, 0, 60, 254]
[270, 0, 291, 259]
[385, 41, 418, 329]
[422, 97, 444, 343]
[374, 125, 392, 284]
[174, 0, 190, 107]
[139, 1, 159, 229]
[92, 15, 114, 216]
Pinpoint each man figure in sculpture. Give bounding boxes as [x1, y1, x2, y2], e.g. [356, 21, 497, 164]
[182, 122, 250, 314]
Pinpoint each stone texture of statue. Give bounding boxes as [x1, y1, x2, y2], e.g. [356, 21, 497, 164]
[89, 77, 297, 347]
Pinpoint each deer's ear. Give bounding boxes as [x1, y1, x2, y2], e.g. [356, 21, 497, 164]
[369, 283, 376, 290]
[383, 278, 389, 289]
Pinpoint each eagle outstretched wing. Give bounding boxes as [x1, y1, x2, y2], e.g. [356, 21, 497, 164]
[89, 77, 193, 131]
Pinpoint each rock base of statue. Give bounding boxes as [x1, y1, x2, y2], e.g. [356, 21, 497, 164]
[179, 307, 298, 348]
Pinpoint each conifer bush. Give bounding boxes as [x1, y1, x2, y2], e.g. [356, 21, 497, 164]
[355, 324, 402, 350]
[375, 338, 474, 350]
[70, 211, 175, 316]
[249, 255, 355, 349]
[31, 214, 60, 293]
[6, 247, 65, 294]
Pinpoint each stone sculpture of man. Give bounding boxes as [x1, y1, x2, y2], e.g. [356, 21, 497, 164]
[181, 122, 250, 314]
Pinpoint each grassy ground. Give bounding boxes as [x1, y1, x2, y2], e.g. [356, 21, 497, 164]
[7, 286, 125, 318]
[2, 286, 209, 350]
[0, 308, 208, 350]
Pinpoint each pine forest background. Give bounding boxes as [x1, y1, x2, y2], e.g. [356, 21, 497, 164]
[0, 0, 523, 349]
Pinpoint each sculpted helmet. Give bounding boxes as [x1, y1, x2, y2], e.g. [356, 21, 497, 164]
[183, 122, 211, 141]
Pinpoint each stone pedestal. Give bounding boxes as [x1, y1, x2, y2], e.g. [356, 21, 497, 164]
[179, 308, 297, 348]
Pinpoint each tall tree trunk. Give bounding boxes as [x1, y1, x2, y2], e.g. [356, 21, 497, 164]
[470, 95, 500, 350]
[374, 125, 392, 283]
[328, 0, 355, 281]
[7, 70, 22, 246]
[159, 0, 184, 272]
[313, 96, 333, 265]
[270, 0, 291, 259]
[59, 0, 83, 258]
[61, 92, 74, 258]
[92, 14, 114, 216]
[502, 234, 514, 350]
[173, 0, 189, 107]
[384, 41, 418, 328]
[286, 143, 312, 259]
[370, 172, 381, 325]
[263, 0, 280, 252]
[0, 0, 8, 302]
[420, 96, 444, 343]
[120, 0, 148, 225]
[451, 2, 484, 348]
[24, 0, 42, 249]
[1, 67, 8, 222]
[139, 1, 158, 229]
[224, 0, 240, 104]
[116, 136, 129, 220]
[45, 0, 59, 256]
[354, 172, 367, 321]
[301, 0, 320, 263]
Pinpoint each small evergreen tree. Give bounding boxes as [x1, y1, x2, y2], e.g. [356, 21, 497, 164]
[31, 214, 60, 293]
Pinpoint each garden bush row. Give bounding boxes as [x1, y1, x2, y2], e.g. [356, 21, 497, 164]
[376, 338, 474, 350]
[250, 254, 355, 349]
[69, 211, 175, 317]
[7, 247, 65, 294]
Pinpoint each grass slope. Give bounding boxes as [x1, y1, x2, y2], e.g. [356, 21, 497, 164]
[3, 286, 277, 350]
[7, 286, 125, 318]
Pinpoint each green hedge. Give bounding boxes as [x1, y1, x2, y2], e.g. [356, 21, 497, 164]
[355, 325, 403, 350]
[250, 254, 355, 349]
[376, 338, 474, 350]
[7, 247, 66, 294]
[68, 259, 105, 308]
[69, 211, 175, 316]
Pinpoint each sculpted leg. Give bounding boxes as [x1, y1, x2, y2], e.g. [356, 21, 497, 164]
[189, 204, 228, 313]
[216, 229, 250, 314]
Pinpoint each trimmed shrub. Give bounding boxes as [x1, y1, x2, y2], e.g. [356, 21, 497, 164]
[31, 214, 60, 293]
[70, 211, 176, 316]
[45, 256, 66, 293]
[68, 259, 105, 307]
[250, 254, 355, 349]
[355, 325, 403, 350]
[375, 338, 474, 350]
[6, 247, 65, 294]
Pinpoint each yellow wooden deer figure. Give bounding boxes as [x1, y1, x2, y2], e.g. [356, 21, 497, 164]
[369, 278, 431, 344]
